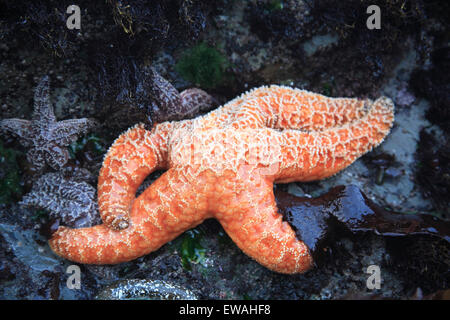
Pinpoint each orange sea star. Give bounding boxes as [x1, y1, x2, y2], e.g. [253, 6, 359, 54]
[49, 85, 395, 274]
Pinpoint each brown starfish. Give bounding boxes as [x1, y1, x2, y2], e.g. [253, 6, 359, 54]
[0, 76, 97, 173]
[100, 66, 216, 130]
[146, 67, 216, 123]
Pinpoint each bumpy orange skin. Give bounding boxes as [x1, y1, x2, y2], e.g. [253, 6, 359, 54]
[49, 85, 395, 274]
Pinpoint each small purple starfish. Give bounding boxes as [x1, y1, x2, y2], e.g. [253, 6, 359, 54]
[1, 76, 97, 174]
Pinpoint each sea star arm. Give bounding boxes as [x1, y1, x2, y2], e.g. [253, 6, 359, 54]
[32, 75, 56, 123]
[179, 88, 215, 117]
[43, 144, 70, 170]
[0, 119, 33, 147]
[147, 68, 215, 121]
[146, 67, 183, 123]
[97, 123, 171, 230]
[214, 176, 313, 274]
[229, 85, 370, 131]
[275, 96, 395, 183]
[49, 169, 209, 264]
[25, 148, 46, 173]
[51, 118, 98, 146]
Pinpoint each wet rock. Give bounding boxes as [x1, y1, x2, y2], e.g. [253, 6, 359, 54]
[275, 185, 450, 270]
[415, 288, 450, 300]
[95, 279, 198, 300]
[410, 46, 450, 134]
[0, 220, 77, 299]
[411, 46, 450, 218]
[0, 222, 60, 272]
[394, 84, 416, 108]
[386, 236, 449, 294]
[276, 185, 450, 262]
[246, 0, 312, 43]
[363, 152, 402, 185]
[415, 130, 450, 218]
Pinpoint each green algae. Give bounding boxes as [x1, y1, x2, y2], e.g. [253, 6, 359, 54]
[267, 0, 284, 11]
[176, 43, 228, 89]
[68, 133, 106, 159]
[178, 229, 207, 271]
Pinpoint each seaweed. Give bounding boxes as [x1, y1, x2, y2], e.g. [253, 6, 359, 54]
[107, 0, 207, 41]
[275, 185, 450, 263]
[68, 133, 107, 168]
[410, 46, 450, 218]
[178, 229, 207, 271]
[176, 42, 228, 89]
[0, 0, 208, 56]
[0, 0, 109, 56]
